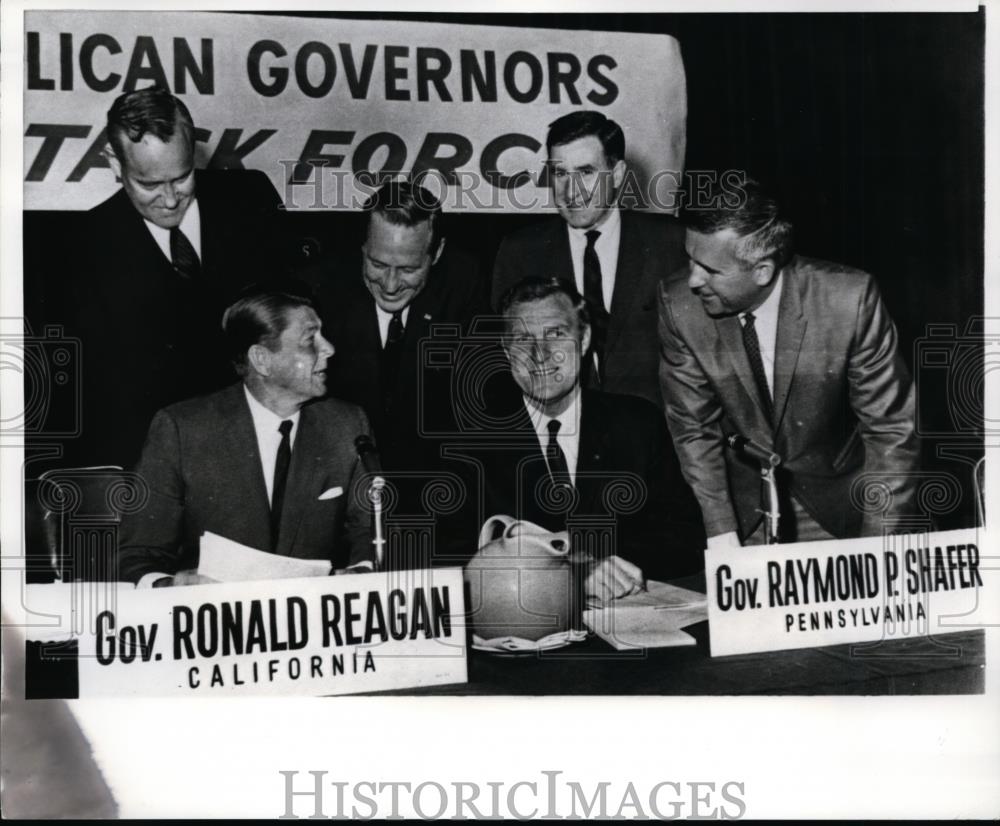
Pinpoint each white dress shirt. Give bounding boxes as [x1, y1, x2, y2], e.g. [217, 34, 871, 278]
[243, 386, 300, 504]
[523, 387, 582, 486]
[739, 271, 784, 395]
[566, 207, 622, 312]
[144, 199, 202, 263]
[374, 304, 411, 347]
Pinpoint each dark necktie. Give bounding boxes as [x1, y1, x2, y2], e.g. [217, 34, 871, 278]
[270, 419, 293, 549]
[169, 226, 201, 279]
[381, 311, 405, 412]
[741, 312, 774, 423]
[582, 230, 609, 384]
[546, 418, 572, 488]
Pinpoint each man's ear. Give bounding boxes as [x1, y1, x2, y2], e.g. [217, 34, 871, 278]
[752, 258, 777, 288]
[580, 323, 592, 358]
[430, 237, 446, 267]
[247, 344, 272, 378]
[611, 158, 627, 191]
[105, 145, 122, 181]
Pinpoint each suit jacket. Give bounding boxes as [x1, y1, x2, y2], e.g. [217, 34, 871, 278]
[442, 388, 706, 580]
[72, 169, 284, 469]
[491, 211, 686, 409]
[117, 383, 374, 583]
[309, 245, 492, 481]
[658, 256, 919, 540]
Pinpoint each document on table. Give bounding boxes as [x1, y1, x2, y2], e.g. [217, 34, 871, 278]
[198, 532, 331, 582]
[582, 580, 708, 650]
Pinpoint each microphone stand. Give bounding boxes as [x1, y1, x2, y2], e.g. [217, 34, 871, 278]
[760, 463, 780, 545]
[370, 476, 387, 570]
[726, 434, 783, 544]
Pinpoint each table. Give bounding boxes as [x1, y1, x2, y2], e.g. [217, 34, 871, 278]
[373, 622, 984, 696]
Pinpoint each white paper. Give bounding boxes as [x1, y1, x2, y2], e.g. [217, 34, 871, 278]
[583, 579, 708, 649]
[197, 532, 331, 582]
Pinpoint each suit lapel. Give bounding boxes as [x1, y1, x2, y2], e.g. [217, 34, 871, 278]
[605, 212, 643, 357]
[575, 392, 607, 513]
[771, 265, 806, 434]
[717, 316, 773, 432]
[275, 403, 324, 556]
[552, 221, 575, 284]
[221, 386, 272, 545]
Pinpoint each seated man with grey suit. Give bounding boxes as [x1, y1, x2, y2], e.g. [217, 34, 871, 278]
[118, 287, 377, 586]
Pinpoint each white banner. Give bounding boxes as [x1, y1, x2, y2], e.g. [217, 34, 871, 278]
[26, 568, 469, 697]
[23, 11, 687, 212]
[705, 528, 992, 657]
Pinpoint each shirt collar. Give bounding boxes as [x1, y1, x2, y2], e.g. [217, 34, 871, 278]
[566, 204, 621, 244]
[523, 385, 582, 437]
[143, 197, 201, 249]
[742, 270, 784, 325]
[243, 384, 300, 435]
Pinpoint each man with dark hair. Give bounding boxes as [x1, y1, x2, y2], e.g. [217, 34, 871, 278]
[446, 277, 705, 586]
[307, 179, 490, 521]
[659, 176, 919, 547]
[74, 85, 285, 468]
[117, 287, 376, 586]
[491, 110, 685, 409]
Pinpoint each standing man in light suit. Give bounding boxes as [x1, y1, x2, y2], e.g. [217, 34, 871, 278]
[118, 287, 377, 586]
[658, 177, 919, 547]
[492, 110, 686, 409]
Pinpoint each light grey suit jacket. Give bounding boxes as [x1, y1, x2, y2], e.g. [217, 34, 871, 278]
[658, 256, 919, 540]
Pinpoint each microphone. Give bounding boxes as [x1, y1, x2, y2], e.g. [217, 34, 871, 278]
[354, 434, 381, 477]
[354, 435, 386, 569]
[726, 433, 782, 467]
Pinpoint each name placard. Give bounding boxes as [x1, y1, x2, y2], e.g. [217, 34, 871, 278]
[705, 528, 990, 657]
[62, 569, 467, 696]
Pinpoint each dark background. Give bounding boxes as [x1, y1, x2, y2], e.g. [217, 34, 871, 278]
[24, 11, 985, 538]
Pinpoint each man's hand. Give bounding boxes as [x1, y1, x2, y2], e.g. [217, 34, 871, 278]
[167, 571, 218, 586]
[585, 556, 645, 604]
[706, 531, 741, 550]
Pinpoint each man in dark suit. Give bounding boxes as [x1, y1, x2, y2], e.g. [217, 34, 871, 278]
[118, 288, 376, 586]
[659, 177, 919, 548]
[447, 278, 705, 592]
[73, 86, 284, 469]
[491, 111, 685, 409]
[309, 181, 490, 514]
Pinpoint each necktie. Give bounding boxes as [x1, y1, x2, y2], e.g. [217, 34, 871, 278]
[546, 418, 572, 488]
[270, 419, 293, 548]
[169, 226, 201, 279]
[381, 311, 405, 412]
[582, 230, 609, 384]
[741, 312, 774, 423]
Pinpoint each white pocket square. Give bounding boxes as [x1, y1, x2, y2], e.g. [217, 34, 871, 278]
[318, 486, 343, 500]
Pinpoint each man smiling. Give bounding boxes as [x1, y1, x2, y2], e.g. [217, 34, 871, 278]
[659, 177, 919, 546]
[74, 86, 284, 468]
[313, 180, 489, 487]
[491, 110, 686, 409]
[445, 277, 706, 586]
[117, 287, 376, 586]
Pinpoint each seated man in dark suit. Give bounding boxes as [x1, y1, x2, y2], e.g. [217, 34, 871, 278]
[306, 180, 491, 554]
[73, 85, 285, 468]
[447, 277, 705, 594]
[118, 287, 376, 587]
[492, 111, 686, 409]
